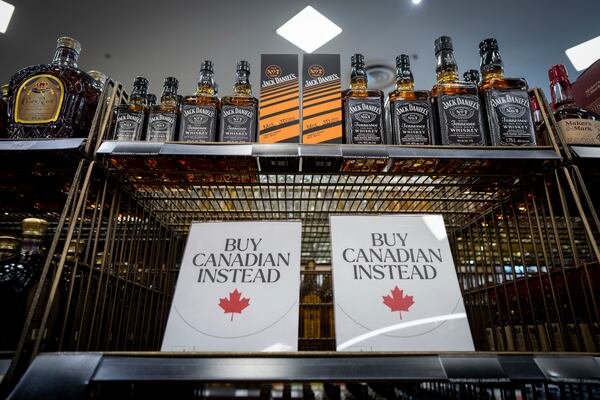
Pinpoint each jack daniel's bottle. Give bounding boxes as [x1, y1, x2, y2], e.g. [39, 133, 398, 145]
[179, 60, 220, 142]
[479, 38, 536, 146]
[8, 37, 100, 139]
[147, 77, 179, 142]
[388, 54, 434, 145]
[431, 36, 486, 145]
[113, 77, 149, 141]
[342, 54, 385, 144]
[219, 61, 258, 142]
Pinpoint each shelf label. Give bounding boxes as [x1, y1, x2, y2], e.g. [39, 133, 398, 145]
[162, 221, 302, 352]
[330, 215, 474, 352]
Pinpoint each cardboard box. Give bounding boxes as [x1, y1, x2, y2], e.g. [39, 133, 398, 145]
[573, 58, 600, 115]
[302, 54, 342, 144]
[259, 54, 300, 143]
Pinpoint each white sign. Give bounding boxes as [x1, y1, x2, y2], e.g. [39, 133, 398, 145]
[330, 215, 474, 352]
[162, 221, 302, 352]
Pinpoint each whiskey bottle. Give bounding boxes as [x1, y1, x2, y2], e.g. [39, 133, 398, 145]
[0, 84, 8, 137]
[113, 76, 149, 141]
[388, 54, 434, 145]
[300, 261, 322, 339]
[219, 61, 258, 142]
[87, 70, 108, 93]
[147, 77, 179, 142]
[529, 93, 548, 145]
[431, 36, 486, 146]
[463, 70, 480, 84]
[479, 38, 536, 146]
[548, 64, 600, 145]
[342, 54, 385, 144]
[179, 60, 220, 142]
[8, 37, 101, 139]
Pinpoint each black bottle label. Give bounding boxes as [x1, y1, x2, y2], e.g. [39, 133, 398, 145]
[220, 105, 256, 142]
[147, 112, 177, 142]
[438, 94, 486, 145]
[179, 105, 217, 142]
[392, 100, 433, 145]
[346, 98, 384, 144]
[114, 111, 145, 141]
[485, 89, 536, 146]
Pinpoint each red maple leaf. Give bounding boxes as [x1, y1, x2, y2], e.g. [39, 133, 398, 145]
[218, 289, 250, 321]
[382, 286, 414, 320]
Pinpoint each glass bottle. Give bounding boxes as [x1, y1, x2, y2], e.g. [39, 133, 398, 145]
[463, 70, 480, 84]
[342, 53, 386, 144]
[179, 60, 220, 142]
[8, 37, 101, 139]
[431, 36, 486, 146]
[387, 54, 434, 145]
[321, 272, 335, 339]
[113, 76, 149, 141]
[219, 60, 258, 142]
[300, 260, 322, 340]
[548, 64, 600, 145]
[146, 93, 157, 107]
[87, 70, 108, 93]
[529, 93, 548, 145]
[0, 84, 8, 137]
[147, 77, 179, 142]
[479, 38, 536, 146]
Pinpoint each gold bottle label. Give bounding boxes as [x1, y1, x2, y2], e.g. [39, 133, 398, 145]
[15, 74, 64, 124]
[558, 118, 600, 145]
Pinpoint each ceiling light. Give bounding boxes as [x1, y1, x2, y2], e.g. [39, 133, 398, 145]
[565, 35, 600, 71]
[412, 0, 422, 4]
[0, 0, 14, 33]
[276, 6, 342, 53]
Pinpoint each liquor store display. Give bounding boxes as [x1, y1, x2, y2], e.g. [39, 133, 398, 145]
[0, 33, 600, 398]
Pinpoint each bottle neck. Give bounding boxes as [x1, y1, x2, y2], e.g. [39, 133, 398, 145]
[395, 65, 414, 91]
[21, 235, 44, 256]
[52, 47, 79, 68]
[551, 79, 576, 111]
[161, 86, 178, 106]
[233, 70, 252, 96]
[480, 49, 504, 80]
[195, 71, 216, 96]
[130, 85, 148, 106]
[350, 66, 368, 90]
[435, 50, 459, 82]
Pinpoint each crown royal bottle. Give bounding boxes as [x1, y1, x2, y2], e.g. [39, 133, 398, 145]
[479, 38, 537, 146]
[431, 36, 486, 146]
[147, 77, 180, 142]
[113, 77, 149, 141]
[342, 54, 386, 144]
[219, 61, 258, 142]
[7, 37, 101, 139]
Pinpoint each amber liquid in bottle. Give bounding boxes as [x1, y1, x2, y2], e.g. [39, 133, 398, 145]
[431, 36, 486, 146]
[478, 38, 536, 146]
[8, 37, 100, 139]
[300, 262, 322, 340]
[388, 54, 434, 145]
[147, 77, 179, 142]
[342, 53, 385, 144]
[179, 60, 220, 142]
[0, 84, 8, 138]
[549, 64, 600, 146]
[113, 76, 149, 141]
[219, 60, 258, 142]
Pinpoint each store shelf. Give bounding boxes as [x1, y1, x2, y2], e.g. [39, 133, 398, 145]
[570, 146, 600, 159]
[8, 352, 600, 399]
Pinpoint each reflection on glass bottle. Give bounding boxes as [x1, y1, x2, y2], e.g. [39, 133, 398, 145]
[113, 77, 149, 141]
[8, 37, 101, 139]
[147, 77, 179, 142]
[300, 260, 322, 339]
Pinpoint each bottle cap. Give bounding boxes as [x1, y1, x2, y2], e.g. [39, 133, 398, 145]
[56, 37, 82, 54]
[0, 235, 21, 251]
[88, 70, 107, 83]
[479, 38, 498, 55]
[133, 76, 149, 88]
[146, 93, 157, 105]
[548, 64, 569, 83]
[396, 54, 410, 68]
[21, 218, 49, 237]
[463, 69, 480, 82]
[237, 60, 251, 73]
[434, 36, 453, 54]
[200, 60, 214, 73]
[351, 53, 365, 67]
[164, 76, 179, 89]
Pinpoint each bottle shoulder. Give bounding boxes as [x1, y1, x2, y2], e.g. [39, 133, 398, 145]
[388, 90, 430, 102]
[343, 88, 383, 100]
[116, 103, 146, 113]
[479, 76, 528, 92]
[432, 81, 478, 97]
[554, 107, 600, 122]
[221, 96, 258, 107]
[150, 103, 178, 113]
[182, 95, 220, 107]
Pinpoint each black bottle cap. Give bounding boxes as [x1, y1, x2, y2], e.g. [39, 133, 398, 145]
[434, 36, 453, 54]
[200, 60, 214, 73]
[479, 38, 499, 55]
[146, 93, 157, 104]
[133, 76, 149, 87]
[237, 60, 251, 73]
[463, 69, 480, 82]
[164, 76, 179, 89]
[351, 53, 365, 67]
[396, 54, 410, 68]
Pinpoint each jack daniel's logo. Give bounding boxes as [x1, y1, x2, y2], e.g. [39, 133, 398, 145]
[222, 107, 254, 119]
[491, 93, 529, 118]
[183, 106, 215, 125]
[262, 73, 297, 87]
[442, 97, 480, 110]
[117, 114, 142, 124]
[265, 65, 282, 79]
[304, 73, 340, 87]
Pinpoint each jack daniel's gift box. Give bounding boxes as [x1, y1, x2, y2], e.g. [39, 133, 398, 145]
[302, 54, 343, 144]
[259, 54, 300, 143]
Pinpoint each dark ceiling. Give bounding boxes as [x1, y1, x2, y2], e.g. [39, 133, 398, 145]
[1, 0, 598, 97]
